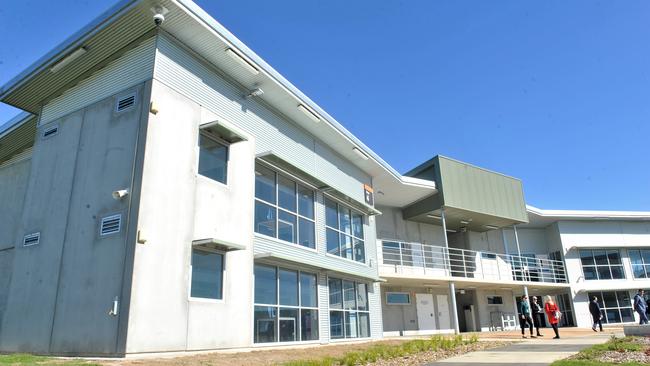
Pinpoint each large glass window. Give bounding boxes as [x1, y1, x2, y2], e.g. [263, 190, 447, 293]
[328, 277, 370, 339]
[629, 249, 650, 279]
[587, 291, 635, 324]
[198, 132, 228, 184]
[254, 264, 319, 343]
[580, 249, 625, 280]
[324, 197, 365, 263]
[190, 248, 224, 300]
[254, 164, 315, 249]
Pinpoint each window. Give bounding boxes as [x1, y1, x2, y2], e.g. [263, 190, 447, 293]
[629, 249, 650, 279]
[487, 296, 503, 305]
[325, 197, 365, 263]
[254, 164, 315, 249]
[386, 292, 411, 305]
[328, 278, 370, 339]
[254, 264, 318, 343]
[190, 248, 224, 300]
[198, 132, 228, 184]
[587, 291, 635, 324]
[580, 249, 625, 280]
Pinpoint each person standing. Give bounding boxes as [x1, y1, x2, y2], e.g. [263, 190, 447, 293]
[544, 295, 561, 339]
[520, 295, 535, 338]
[589, 296, 603, 332]
[531, 296, 544, 337]
[633, 289, 648, 325]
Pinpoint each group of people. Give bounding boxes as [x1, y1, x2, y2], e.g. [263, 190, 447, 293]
[520, 289, 649, 339]
[519, 295, 561, 339]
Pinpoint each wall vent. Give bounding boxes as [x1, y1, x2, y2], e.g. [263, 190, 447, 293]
[23, 232, 41, 247]
[116, 94, 136, 112]
[42, 125, 59, 139]
[100, 214, 122, 236]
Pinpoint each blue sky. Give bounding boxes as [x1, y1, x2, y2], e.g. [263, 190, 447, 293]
[1, 0, 649, 210]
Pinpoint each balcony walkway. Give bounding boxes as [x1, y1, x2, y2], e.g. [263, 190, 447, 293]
[380, 240, 568, 286]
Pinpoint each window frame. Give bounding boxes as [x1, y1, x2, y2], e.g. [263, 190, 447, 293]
[327, 276, 371, 340]
[587, 290, 635, 324]
[628, 249, 650, 279]
[197, 130, 230, 186]
[253, 263, 320, 344]
[579, 249, 626, 281]
[188, 246, 225, 302]
[254, 162, 317, 250]
[385, 292, 411, 305]
[324, 195, 367, 264]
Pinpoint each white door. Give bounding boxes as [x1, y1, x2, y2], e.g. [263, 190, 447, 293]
[436, 294, 451, 330]
[416, 293, 437, 330]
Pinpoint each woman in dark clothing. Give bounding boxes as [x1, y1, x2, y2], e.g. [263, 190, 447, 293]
[531, 296, 544, 337]
[544, 295, 561, 339]
[589, 296, 603, 332]
[519, 295, 535, 338]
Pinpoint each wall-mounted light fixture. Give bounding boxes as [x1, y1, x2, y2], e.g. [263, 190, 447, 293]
[297, 104, 321, 123]
[246, 88, 264, 98]
[352, 147, 369, 160]
[483, 225, 499, 230]
[427, 214, 441, 219]
[225, 48, 259, 75]
[50, 47, 88, 73]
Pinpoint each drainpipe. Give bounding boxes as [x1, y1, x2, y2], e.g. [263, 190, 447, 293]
[513, 225, 530, 316]
[441, 208, 460, 334]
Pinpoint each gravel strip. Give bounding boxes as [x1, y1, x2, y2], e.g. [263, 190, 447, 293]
[597, 350, 650, 364]
[368, 341, 512, 366]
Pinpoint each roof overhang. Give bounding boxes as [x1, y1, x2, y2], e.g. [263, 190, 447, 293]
[525, 205, 650, 228]
[0, 0, 433, 206]
[255, 252, 384, 282]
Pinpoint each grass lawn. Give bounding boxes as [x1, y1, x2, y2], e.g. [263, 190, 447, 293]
[0, 353, 98, 366]
[551, 336, 650, 366]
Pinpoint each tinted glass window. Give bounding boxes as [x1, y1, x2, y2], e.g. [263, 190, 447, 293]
[190, 249, 223, 299]
[255, 164, 276, 203]
[254, 265, 277, 304]
[198, 134, 228, 183]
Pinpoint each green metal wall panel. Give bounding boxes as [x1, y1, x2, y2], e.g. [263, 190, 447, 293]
[436, 156, 528, 223]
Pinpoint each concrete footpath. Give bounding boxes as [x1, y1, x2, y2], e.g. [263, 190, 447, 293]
[425, 333, 614, 365]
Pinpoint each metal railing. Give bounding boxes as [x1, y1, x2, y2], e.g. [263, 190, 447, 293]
[380, 240, 567, 283]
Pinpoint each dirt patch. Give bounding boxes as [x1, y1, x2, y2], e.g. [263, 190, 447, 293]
[97, 340, 509, 366]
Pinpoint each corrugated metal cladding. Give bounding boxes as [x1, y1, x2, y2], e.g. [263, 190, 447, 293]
[3, 4, 155, 114]
[437, 156, 528, 223]
[0, 116, 37, 165]
[40, 38, 156, 125]
[317, 272, 330, 342]
[153, 35, 370, 205]
[369, 282, 382, 339]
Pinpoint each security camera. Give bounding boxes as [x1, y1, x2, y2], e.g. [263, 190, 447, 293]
[153, 13, 165, 26]
[112, 189, 129, 200]
[150, 5, 168, 27]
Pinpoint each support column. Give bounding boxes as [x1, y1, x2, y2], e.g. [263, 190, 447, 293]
[441, 208, 460, 334]
[513, 225, 530, 312]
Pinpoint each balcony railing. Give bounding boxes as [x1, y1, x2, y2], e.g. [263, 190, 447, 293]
[380, 240, 567, 283]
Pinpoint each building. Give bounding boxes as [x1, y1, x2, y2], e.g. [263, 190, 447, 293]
[0, 0, 648, 357]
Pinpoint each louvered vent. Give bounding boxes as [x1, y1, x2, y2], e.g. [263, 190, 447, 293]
[42, 125, 59, 139]
[23, 232, 40, 247]
[116, 94, 136, 112]
[100, 214, 122, 236]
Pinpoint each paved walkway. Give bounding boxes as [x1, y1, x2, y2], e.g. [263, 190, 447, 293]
[425, 332, 616, 365]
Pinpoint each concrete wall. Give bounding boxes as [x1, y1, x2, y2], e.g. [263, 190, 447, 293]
[125, 80, 255, 353]
[0, 84, 145, 355]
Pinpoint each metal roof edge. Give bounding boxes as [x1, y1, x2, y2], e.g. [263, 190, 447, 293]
[174, 0, 404, 181]
[0, 0, 139, 101]
[526, 205, 650, 220]
[0, 112, 34, 139]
